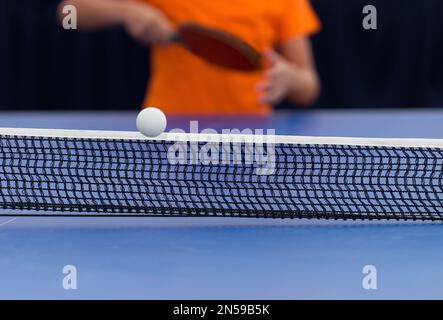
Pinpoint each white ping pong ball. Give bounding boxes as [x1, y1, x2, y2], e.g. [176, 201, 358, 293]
[136, 107, 167, 137]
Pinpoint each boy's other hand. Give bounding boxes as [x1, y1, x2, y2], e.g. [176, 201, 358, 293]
[256, 50, 299, 106]
[123, 2, 174, 46]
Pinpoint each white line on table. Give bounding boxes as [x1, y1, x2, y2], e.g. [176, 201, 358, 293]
[0, 218, 17, 227]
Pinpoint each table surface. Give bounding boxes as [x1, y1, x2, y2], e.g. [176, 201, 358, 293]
[0, 109, 443, 299]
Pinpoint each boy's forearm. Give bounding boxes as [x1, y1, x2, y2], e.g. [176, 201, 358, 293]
[287, 65, 320, 107]
[279, 38, 320, 106]
[57, 0, 132, 30]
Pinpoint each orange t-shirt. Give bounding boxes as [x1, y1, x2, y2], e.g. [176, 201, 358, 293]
[142, 0, 320, 115]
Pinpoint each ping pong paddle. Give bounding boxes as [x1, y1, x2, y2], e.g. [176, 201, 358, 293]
[169, 23, 263, 72]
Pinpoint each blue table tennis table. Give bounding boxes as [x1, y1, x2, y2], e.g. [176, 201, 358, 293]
[0, 109, 443, 300]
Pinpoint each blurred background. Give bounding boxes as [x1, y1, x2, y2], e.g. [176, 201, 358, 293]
[1, 0, 443, 111]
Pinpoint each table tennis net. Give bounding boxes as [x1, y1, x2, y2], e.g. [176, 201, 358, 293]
[0, 128, 442, 221]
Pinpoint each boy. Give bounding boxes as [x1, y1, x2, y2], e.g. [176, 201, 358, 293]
[59, 0, 321, 115]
